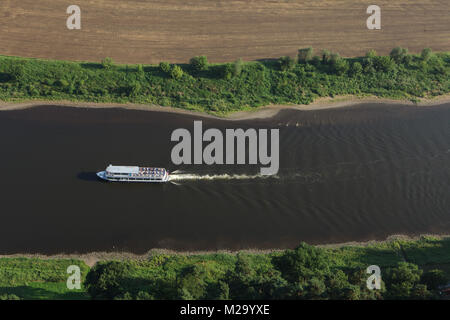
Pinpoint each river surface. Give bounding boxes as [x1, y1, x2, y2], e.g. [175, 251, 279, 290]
[1, 103, 450, 254]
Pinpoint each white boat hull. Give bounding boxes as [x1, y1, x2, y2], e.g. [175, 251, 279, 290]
[96, 171, 169, 183]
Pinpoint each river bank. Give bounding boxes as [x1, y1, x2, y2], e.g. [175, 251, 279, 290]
[1, 234, 449, 267]
[1, 94, 450, 120]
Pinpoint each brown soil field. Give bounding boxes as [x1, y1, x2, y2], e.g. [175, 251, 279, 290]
[0, 0, 449, 64]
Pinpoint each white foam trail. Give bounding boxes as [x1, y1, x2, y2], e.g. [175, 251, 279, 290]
[169, 173, 276, 181]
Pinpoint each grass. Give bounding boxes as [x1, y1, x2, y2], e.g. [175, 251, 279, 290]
[2, 237, 450, 299]
[0, 258, 89, 300]
[0, 50, 448, 115]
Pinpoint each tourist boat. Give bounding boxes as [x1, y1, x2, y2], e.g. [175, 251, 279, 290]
[96, 165, 169, 183]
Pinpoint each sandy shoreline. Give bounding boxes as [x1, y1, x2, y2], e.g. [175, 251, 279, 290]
[1, 234, 449, 267]
[1, 95, 450, 121]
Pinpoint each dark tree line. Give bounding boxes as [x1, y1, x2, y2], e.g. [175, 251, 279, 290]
[84, 243, 449, 300]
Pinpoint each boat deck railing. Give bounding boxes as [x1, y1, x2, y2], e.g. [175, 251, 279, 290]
[106, 167, 167, 178]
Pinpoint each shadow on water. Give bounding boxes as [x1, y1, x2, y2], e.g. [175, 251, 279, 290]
[77, 172, 101, 182]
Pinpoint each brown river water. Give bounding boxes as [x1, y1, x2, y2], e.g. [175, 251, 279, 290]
[0, 103, 449, 254]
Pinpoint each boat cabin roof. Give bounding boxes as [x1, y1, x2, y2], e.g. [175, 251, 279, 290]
[106, 165, 139, 174]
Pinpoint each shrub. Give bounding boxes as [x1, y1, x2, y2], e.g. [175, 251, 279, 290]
[421, 48, 433, 61]
[190, 56, 209, 72]
[326, 53, 349, 75]
[101, 57, 114, 69]
[312, 56, 321, 66]
[272, 242, 330, 283]
[333, 58, 349, 75]
[365, 50, 377, 61]
[363, 50, 378, 72]
[330, 53, 341, 65]
[170, 65, 184, 79]
[278, 56, 295, 71]
[176, 265, 209, 300]
[421, 269, 448, 290]
[55, 79, 69, 88]
[221, 63, 234, 79]
[384, 262, 424, 299]
[85, 261, 130, 299]
[403, 55, 413, 66]
[6, 63, 25, 82]
[159, 61, 171, 73]
[233, 58, 244, 77]
[206, 281, 230, 300]
[322, 50, 332, 64]
[136, 291, 155, 300]
[298, 47, 314, 64]
[374, 56, 396, 72]
[0, 294, 21, 300]
[350, 62, 363, 76]
[390, 47, 408, 63]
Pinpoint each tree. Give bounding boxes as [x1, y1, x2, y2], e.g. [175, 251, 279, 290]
[347, 268, 384, 300]
[206, 281, 230, 300]
[170, 65, 184, 79]
[136, 291, 155, 300]
[221, 63, 234, 79]
[6, 63, 25, 82]
[366, 49, 377, 60]
[128, 81, 142, 97]
[0, 294, 21, 300]
[332, 58, 349, 75]
[374, 56, 396, 72]
[136, 64, 145, 81]
[403, 54, 413, 66]
[85, 261, 129, 299]
[326, 270, 352, 299]
[159, 61, 171, 73]
[272, 243, 330, 283]
[304, 277, 326, 299]
[421, 48, 433, 62]
[312, 56, 321, 66]
[298, 47, 313, 64]
[176, 265, 209, 300]
[225, 254, 257, 299]
[390, 47, 408, 63]
[278, 56, 295, 71]
[350, 62, 363, 76]
[329, 53, 341, 65]
[421, 269, 448, 291]
[411, 284, 431, 300]
[363, 50, 378, 73]
[190, 56, 209, 72]
[101, 57, 114, 69]
[322, 50, 332, 64]
[384, 262, 423, 299]
[233, 58, 244, 77]
[226, 254, 288, 300]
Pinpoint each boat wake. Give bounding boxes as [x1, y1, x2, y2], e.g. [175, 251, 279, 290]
[169, 172, 277, 182]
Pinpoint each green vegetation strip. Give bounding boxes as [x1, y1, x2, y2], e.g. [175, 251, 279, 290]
[1, 236, 450, 300]
[0, 47, 448, 115]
